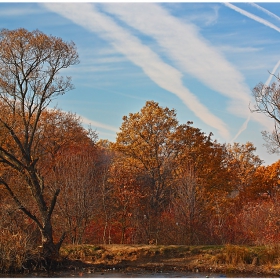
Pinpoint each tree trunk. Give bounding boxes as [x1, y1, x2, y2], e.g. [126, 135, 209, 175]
[41, 223, 59, 259]
[40, 218, 65, 260]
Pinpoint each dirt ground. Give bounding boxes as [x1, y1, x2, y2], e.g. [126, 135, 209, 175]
[59, 244, 280, 277]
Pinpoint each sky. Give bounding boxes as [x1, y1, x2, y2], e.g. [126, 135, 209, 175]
[1, 2, 280, 165]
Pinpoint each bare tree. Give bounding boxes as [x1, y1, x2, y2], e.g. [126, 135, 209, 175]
[0, 28, 79, 259]
[252, 79, 280, 154]
[50, 144, 101, 245]
[175, 159, 201, 244]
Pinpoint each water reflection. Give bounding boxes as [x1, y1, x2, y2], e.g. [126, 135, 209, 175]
[1, 270, 274, 278]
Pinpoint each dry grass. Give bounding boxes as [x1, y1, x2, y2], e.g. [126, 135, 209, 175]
[60, 244, 192, 265]
[213, 244, 280, 266]
[60, 244, 103, 261]
[214, 244, 253, 265]
[0, 229, 39, 273]
[258, 245, 280, 265]
[3, 242, 280, 275]
[60, 243, 280, 275]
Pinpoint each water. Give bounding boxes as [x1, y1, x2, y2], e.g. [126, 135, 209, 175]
[0, 270, 272, 278]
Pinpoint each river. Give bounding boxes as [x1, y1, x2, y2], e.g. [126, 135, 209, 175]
[0, 270, 275, 278]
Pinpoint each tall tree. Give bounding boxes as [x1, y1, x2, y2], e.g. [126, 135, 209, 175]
[0, 28, 79, 259]
[109, 153, 145, 244]
[49, 143, 100, 245]
[113, 101, 179, 243]
[174, 124, 231, 244]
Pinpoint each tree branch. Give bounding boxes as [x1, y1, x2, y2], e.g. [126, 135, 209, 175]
[0, 178, 43, 230]
[47, 188, 60, 220]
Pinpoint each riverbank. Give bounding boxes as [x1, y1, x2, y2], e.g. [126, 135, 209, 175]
[2, 244, 280, 277]
[56, 244, 280, 277]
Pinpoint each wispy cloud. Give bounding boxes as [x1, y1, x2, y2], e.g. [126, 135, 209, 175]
[79, 48, 127, 65]
[64, 48, 127, 76]
[219, 46, 262, 53]
[186, 5, 220, 26]
[88, 86, 147, 101]
[102, 4, 250, 101]
[42, 2, 230, 140]
[224, 3, 280, 33]
[79, 115, 119, 133]
[0, 6, 42, 17]
[67, 65, 123, 74]
[204, 5, 219, 26]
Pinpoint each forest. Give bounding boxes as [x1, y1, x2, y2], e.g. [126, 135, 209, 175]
[1, 28, 280, 272]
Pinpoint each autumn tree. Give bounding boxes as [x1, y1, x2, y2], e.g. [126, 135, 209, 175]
[113, 101, 235, 244]
[35, 109, 93, 162]
[108, 160, 140, 243]
[49, 144, 101, 245]
[173, 124, 231, 244]
[174, 159, 201, 244]
[113, 101, 180, 244]
[32, 110, 100, 245]
[0, 28, 79, 259]
[93, 140, 116, 244]
[237, 200, 280, 245]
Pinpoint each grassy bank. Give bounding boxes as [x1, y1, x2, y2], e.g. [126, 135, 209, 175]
[2, 243, 280, 276]
[59, 244, 280, 277]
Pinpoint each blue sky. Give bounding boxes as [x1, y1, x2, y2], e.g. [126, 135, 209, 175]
[1, 2, 280, 165]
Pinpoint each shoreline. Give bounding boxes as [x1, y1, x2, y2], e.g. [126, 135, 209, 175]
[1, 262, 276, 278]
[2, 244, 280, 277]
[58, 244, 280, 277]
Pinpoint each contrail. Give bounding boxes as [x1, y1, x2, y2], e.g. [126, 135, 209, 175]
[224, 3, 280, 33]
[225, 2, 280, 78]
[231, 114, 251, 143]
[224, 2, 280, 140]
[265, 59, 280, 86]
[249, 3, 280, 22]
